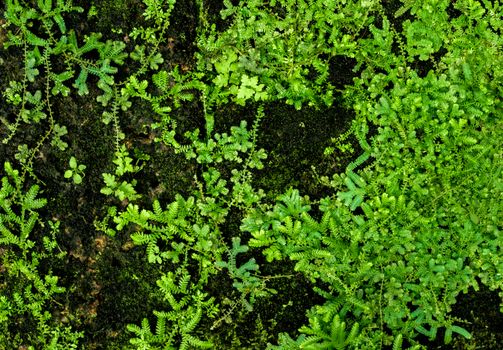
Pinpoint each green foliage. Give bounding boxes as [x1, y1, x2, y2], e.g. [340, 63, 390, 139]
[167, 118, 266, 167]
[110, 108, 267, 270]
[2, 0, 128, 181]
[337, 172, 367, 211]
[196, 0, 379, 108]
[161, 107, 267, 213]
[123, 67, 203, 125]
[1, 162, 47, 249]
[288, 313, 360, 349]
[216, 237, 274, 308]
[50, 124, 68, 151]
[269, 313, 422, 350]
[101, 146, 143, 201]
[130, 0, 176, 44]
[116, 195, 214, 266]
[127, 270, 215, 350]
[14, 144, 32, 172]
[241, 188, 314, 262]
[3, 0, 126, 104]
[64, 156, 86, 184]
[101, 173, 140, 202]
[0, 162, 82, 348]
[244, 0, 503, 347]
[2, 0, 502, 348]
[401, 0, 451, 61]
[206, 47, 268, 106]
[108, 96, 271, 348]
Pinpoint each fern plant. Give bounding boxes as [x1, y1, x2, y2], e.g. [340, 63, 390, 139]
[3, 0, 127, 106]
[241, 188, 316, 263]
[105, 101, 271, 347]
[195, 0, 381, 109]
[2, 0, 128, 181]
[283, 312, 361, 350]
[127, 269, 215, 350]
[0, 162, 82, 348]
[100, 145, 143, 202]
[243, 0, 502, 347]
[216, 237, 275, 309]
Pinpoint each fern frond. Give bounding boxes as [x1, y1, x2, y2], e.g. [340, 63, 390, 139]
[150, 200, 163, 217]
[100, 40, 127, 65]
[167, 201, 179, 221]
[392, 334, 403, 350]
[298, 335, 323, 347]
[181, 334, 213, 349]
[346, 322, 359, 345]
[394, 0, 414, 18]
[130, 232, 154, 245]
[20, 213, 38, 241]
[181, 306, 202, 334]
[22, 185, 47, 210]
[301, 211, 320, 232]
[153, 70, 170, 91]
[276, 188, 311, 218]
[346, 152, 370, 174]
[0, 225, 20, 246]
[153, 311, 167, 338]
[178, 272, 190, 293]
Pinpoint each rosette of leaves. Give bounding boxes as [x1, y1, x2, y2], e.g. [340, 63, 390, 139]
[64, 156, 86, 184]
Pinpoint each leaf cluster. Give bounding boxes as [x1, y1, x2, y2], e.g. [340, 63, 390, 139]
[0, 162, 82, 348]
[196, 0, 380, 109]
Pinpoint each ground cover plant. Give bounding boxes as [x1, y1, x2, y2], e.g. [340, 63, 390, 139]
[0, 0, 502, 349]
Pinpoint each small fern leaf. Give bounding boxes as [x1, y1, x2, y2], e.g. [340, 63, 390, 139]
[392, 334, 403, 350]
